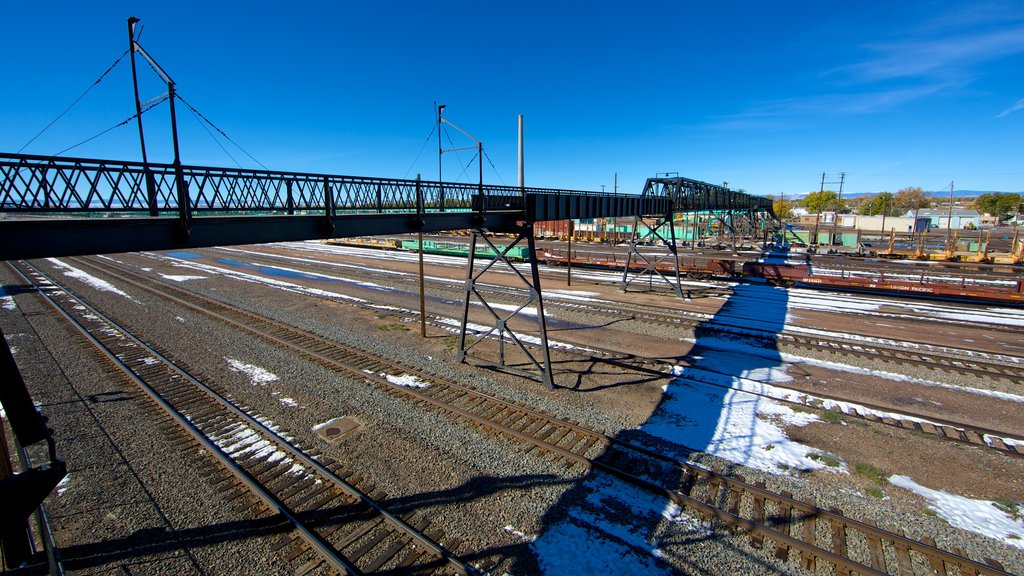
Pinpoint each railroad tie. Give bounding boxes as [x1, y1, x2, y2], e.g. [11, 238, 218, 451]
[920, 536, 950, 575]
[798, 496, 817, 571]
[773, 491, 795, 561]
[828, 507, 848, 575]
[750, 482, 766, 549]
[893, 529, 915, 576]
[861, 518, 887, 572]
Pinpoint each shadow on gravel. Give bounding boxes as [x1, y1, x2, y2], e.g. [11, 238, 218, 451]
[517, 281, 794, 574]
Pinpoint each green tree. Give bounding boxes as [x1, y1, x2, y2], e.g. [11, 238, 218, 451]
[973, 192, 1021, 217]
[772, 197, 793, 219]
[893, 186, 930, 214]
[802, 190, 843, 214]
[859, 192, 894, 216]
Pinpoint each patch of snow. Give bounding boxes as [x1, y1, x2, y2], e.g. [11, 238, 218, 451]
[0, 294, 16, 310]
[159, 274, 207, 282]
[647, 375, 834, 475]
[889, 475, 1024, 549]
[278, 397, 298, 407]
[225, 358, 279, 386]
[45, 258, 135, 300]
[382, 373, 430, 388]
[56, 474, 71, 496]
[532, 474, 708, 575]
[163, 258, 368, 303]
[503, 525, 536, 542]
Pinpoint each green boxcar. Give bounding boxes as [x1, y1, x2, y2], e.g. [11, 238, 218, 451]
[400, 240, 529, 260]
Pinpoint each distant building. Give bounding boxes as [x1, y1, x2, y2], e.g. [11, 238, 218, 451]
[842, 215, 929, 233]
[906, 209, 980, 229]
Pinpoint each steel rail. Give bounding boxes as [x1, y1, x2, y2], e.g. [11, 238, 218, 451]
[137, 247, 1024, 455]
[12, 260, 475, 575]
[67, 256, 1012, 576]
[9, 261, 363, 576]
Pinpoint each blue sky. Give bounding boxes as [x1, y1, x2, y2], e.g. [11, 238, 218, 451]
[2, 2, 1023, 197]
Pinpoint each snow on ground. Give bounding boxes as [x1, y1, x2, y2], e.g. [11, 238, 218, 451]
[157, 256, 369, 303]
[0, 286, 16, 310]
[544, 289, 601, 302]
[477, 301, 539, 316]
[159, 274, 207, 282]
[648, 374, 834, 475]
[532, 474, 710, 575]
[56, 474, 71, 496]
[210, 421, 301, 476]
[889, 475, 1024, 550]
[278, 397, 298, 407]
[46, 258, 135, 300]
[433, 317, 600, 353]
[381, 372, 430, 388]
[695, 334, 1024, 404]
[225, 358, 279, 386]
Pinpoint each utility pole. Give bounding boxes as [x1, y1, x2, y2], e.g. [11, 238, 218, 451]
[944, 180, 955, 256]
[830, 172, 845, 247]
[811, 172, 825, 248]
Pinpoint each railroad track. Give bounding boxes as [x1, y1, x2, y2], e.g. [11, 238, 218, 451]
[144, 248, 1024, 456]
[541, 296, 1024, 382]
[50, 255, 1014, 576]
[207, 245, 1024, 380]
[11, 260, 476, 576]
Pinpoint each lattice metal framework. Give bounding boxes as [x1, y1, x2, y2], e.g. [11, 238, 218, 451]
[0, 152, 662, 217]
[641, 175, 775, 213]
[457, 228, 554, 388]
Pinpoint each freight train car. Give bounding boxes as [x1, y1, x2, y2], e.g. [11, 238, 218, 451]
[742, 261, 1024, 304]
[538, 248, 736, 279]
[401, 240, 531, 261]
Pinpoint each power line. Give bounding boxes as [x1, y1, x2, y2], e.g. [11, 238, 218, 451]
[175, 94, 269, 170]
[403, 123, 436, 179]
[18, 50, 130, 154]
[51, 95, 168, 157]
[482, 149, 506, 186]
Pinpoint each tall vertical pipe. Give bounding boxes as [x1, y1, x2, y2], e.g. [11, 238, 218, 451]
[517, 115, 524, 190]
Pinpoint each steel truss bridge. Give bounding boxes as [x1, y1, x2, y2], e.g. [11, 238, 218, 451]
[0, 152, 776, 554]
[0, 151, 776, 384]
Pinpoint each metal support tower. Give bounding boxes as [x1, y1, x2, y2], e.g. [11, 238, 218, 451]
[457, 227, 554, 388]
[619, 214, 684, 298]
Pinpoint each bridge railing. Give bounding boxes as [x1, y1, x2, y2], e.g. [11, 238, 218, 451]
[0, 153, 610, 216]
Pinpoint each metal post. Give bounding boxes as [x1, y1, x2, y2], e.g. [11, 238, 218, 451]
[944, 180, 955, 256]
[168, 81, 189, 237]
[517, 115, 524, 189]
[812, 172, 825, 248]
[527, 230, 555, 388]
[567, 220, 573, 286]
[417, 174, 426, 338]
[418, 231, 426, 337]
[128, 17, 158, 216]
[437, 103, 444, 212]
[456, 232, 476, 362]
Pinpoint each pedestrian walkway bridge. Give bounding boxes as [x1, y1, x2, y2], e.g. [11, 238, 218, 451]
[0, 152, 772, 260]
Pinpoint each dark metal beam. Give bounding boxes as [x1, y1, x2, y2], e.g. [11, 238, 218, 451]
[0, 211, 521, 260]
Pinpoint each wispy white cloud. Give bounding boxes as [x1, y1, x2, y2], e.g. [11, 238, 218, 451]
[708, 84, 947, 130]
[996, 98, 1024, 118]
[832, 25, 1024, 83]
